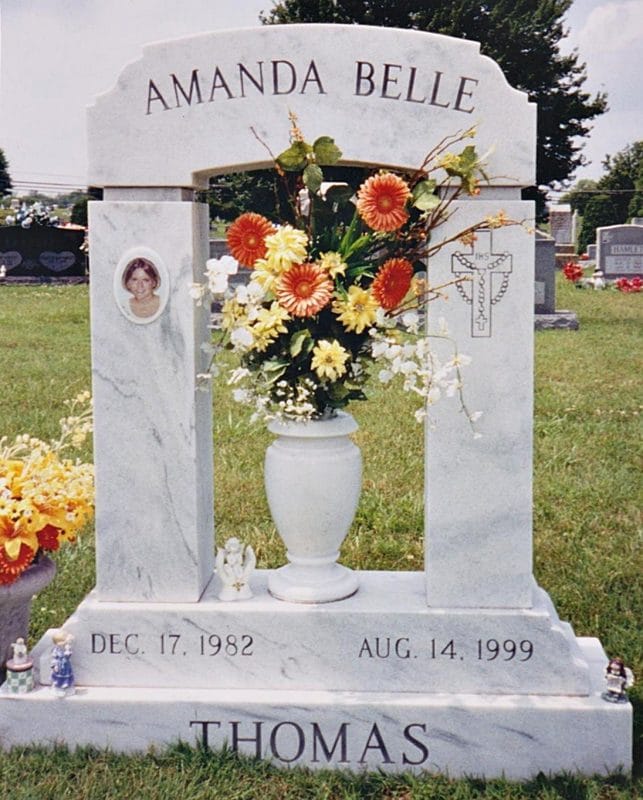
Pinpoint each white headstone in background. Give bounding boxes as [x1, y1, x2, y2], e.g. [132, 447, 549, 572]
[2, 24, 631, 779]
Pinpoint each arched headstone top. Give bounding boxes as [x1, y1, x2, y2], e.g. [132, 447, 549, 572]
[88, 24, 535, 189]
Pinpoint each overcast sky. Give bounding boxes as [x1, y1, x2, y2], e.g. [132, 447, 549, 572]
[1, 0, 641, 197]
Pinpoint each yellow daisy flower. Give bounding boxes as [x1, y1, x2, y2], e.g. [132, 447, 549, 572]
[311, 340, 350, 382]
[318, 251, 347, 279]
[332, 285, 379, 334]
[264, 225, 308, 269]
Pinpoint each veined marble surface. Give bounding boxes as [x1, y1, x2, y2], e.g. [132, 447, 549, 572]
[89, 201, 214, 602]
[1, 639, 631, 778]
[31, 572, 590, 695]
[425, 200, 536, 608]
[88, 25, 535, 188]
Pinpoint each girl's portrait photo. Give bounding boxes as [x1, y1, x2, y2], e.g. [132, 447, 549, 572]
[114, 249, 169, 324]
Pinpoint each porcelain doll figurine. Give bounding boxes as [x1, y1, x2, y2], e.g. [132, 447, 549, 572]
[4, 638, 34, 694]
[50, 630, 75, 697]
[602, 657, 634, 703]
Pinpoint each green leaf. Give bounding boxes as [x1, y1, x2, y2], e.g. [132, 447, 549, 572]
[289, 328, 312, 358]
[344, 233, 372, 259]
[459, 145, 478, 169]
[313, 136, 342, 166]
[303, 163, 324, 194]
[261, 359, 288, 384]
[276, 141, 312, 171]
[325, 184, 354, 207]
[411, 179, 440, 211]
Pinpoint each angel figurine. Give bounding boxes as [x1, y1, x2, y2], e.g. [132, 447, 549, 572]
[602, 657, 634, 703]
[215, 537, 256, 601]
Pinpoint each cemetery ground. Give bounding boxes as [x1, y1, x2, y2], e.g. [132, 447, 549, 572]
[0, 278, 640, 799]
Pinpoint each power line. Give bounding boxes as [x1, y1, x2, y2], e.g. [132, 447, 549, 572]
[12, 172, 87, 181]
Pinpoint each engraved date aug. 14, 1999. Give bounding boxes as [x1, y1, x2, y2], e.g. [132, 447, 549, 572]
[357, 636, 534, 662]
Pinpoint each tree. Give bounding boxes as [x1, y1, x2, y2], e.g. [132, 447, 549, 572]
[261, 0, 607, 219]
[577, 195, 621, 254]
[598, 141, 643, 222]
[568, 141, 643, 251]
[71, 198, 89, 227]
[561, 178, 599, 217]
[0, 149, 12, 197]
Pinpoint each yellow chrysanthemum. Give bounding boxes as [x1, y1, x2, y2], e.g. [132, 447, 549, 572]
[332, 285, 379, 334]
[264, 225, 309, 269]
[318, 251, 347, 279]
[311, 340, 350, 382]
[250, 302, 291, 352]
[221, 298, 249, 330]
[252, 256, 289, 292]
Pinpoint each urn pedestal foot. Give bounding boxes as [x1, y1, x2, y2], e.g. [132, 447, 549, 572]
[268, 562, 358, 604]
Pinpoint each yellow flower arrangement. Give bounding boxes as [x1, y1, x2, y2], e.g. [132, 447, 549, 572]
[0, 392, 94, 586]
[194, 117, 524, 422]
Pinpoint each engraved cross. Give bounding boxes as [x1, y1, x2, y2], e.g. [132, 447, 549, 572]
[451, 229, 513, 337]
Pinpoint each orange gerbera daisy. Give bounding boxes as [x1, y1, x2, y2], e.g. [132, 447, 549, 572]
[356, 173, 411, 232]
[0, 542, 35, 585]
[371, 258, 414, 310]
[276, 263, 333, 317]
[227, 212, 275, 267]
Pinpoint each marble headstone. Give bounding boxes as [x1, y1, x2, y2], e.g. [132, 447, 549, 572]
[549, 204, 574, 245]
[0, 24, 630, 779]
[597, 224, 643, 279]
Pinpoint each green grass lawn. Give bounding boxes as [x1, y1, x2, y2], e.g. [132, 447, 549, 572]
[0, 278, 641, 798]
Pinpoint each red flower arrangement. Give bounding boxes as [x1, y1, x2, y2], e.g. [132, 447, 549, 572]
[562, 261, 584, 282]
[615, 276, 642, 293]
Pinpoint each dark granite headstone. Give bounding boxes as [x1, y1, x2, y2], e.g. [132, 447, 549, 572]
[587, 244, 597, 261]
[534, 231, 579, 330]
[0, 226, 87, 281]
[535, 231, 556, 314]
[597, 224, 643, 279]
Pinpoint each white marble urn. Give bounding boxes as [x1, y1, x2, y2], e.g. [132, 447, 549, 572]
[265, 411, 361, 603]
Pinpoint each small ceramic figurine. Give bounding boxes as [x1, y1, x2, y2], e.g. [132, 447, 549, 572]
[215, 537, 256, 601]
[50, 630, 75, 697]
[602, 656, 634, 703]
[4, 638, 34, 694]
[590, 268, 605, 289]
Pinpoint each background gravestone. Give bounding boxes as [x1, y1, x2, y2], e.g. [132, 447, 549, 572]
[533, 230, 578, 330]
[597, 224, 643, 279]
[549, 204, 575, 244]
[534, 231, 556, 314]
[549, 204, 578, 267]
[0, 226, 87, 282]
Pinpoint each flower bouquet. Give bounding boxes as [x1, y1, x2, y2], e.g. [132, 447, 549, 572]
[192, 119, 524, 601]
[0, 393, 94, 586]
[194, 117, 517, 425]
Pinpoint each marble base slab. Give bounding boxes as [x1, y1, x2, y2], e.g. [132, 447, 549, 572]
[535, 311, 579, 331]
[31, 571, 590, 695]
[0, 639, 631, 778]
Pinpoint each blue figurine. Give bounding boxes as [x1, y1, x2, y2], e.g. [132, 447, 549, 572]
[50, 630, 75, 697]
